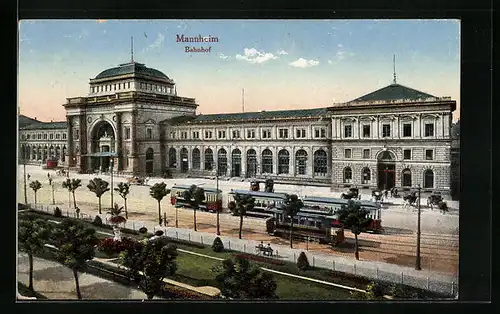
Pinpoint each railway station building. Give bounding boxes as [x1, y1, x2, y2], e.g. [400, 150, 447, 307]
[19, 60, 456, 194]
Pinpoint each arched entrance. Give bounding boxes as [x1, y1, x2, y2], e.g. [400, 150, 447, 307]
[377, 150, 396, 190]
[246, 149, 257, 178]
[145, 148, 154, 174]
[89, 121, 115, 172]
[180, 148, 188, 173]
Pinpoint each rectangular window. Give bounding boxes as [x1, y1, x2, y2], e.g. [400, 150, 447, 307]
[296, 129, 306, 138]
[363, 125, 370, 137]
[344, 149, 352, 159]
[279, 128, 288, 139]
[320, 128, 326, 138]
[146, 128, 152, 139]
[403, 149, 412, 160]
[246, 129, 255, 139]
[262, 129, 271, 139]
[363, 149, 370, 159]
[170, 132, 176, 139]
[193, 131, 199, 139]
[382, 124, 391, 137]
[43, 134, 47, 139]
[403, 123, 412, 137]
[62, 133, 66, 139]
[205, 131, 212, 139]
[125, 127, 131, 140]
[315, 129, 320, 138]
[425, 123, 434, 137]
[232, 130, 240, 138]
[49, 134, 53, 140]
[218, 130, 226, 139]
[425, 149, 434, 160]
[127, 82, 131, 88]
[344, 125, 352, 138]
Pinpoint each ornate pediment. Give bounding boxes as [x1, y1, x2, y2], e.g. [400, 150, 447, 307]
[144, 118, 157, 124]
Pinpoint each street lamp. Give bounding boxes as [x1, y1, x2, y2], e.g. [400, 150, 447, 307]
[23, 156, 28, 204]
[49, 176, 55, 205]
[110, 157, 114, 209]
[415, 184, 422, 270]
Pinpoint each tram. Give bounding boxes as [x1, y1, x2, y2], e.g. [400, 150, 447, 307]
[227, 189, 288, 217]
[301, 196, 382, 233]
[265, 207, 344, 245]
[170, 184, 223, 212]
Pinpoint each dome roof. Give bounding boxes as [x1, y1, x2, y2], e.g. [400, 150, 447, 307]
[94, 62, 171, 81]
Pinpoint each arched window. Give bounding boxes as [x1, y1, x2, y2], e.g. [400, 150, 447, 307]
[246, 149, 257, 177]
[145, 148, 154, 174]
[424, 169, 434, 189]
[204, 148, 214, 171]
[217, 148, 227, 176]
[278, 149, 289, 174]
[168, 148, 177, 168]
[231, 149, 242, 177]
[362, 167, 371, 184]
[261, 149, 273, 174]
[295, 149, 308, 175]
[192, 148, 201, 170]
[402, 168, 412, 187]
[180, 148, 189, 173]
[313, 149, 328, 176]
[343, 167, 352, 183]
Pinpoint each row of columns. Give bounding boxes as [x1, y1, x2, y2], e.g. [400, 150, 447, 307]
[20, 145, 66, 163]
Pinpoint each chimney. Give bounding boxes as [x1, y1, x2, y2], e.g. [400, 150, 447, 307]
[34, 117, 37, 120]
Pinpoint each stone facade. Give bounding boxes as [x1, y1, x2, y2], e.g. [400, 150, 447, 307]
[18, 61, 456, 194]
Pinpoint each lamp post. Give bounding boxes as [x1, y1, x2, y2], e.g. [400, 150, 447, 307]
[49, 177, 55, 205]
[415, 184, 422, 270]
[216, 169, 220, 235]
[110, 157, 114, 209]
[23, 157, 28, 204]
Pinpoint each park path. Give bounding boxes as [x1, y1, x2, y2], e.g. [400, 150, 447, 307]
[17, 253, 161, 300]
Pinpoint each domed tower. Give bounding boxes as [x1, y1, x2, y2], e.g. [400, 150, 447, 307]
[63, 59, 198, 176]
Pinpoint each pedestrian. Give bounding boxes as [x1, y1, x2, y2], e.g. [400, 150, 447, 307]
[47, 173, 50, 179]
[384, 189, 389, 199]
[27, 174, 31, 181]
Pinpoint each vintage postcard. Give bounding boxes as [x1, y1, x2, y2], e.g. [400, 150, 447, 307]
[17, 19, 460, 301]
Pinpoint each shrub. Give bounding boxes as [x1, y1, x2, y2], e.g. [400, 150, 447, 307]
[232, 253, 285, 266]
[97, 237, 141, 256]
[390, 283, 420, 299]
[296, 251, 310, 271]
[228, 201, 236, 215]
[212, 237, 224, 252]
[54, 207, 62, 217]
[93, 215, 103, 226]
[366, 281, 387, 298]
[138, 227, 148, 234]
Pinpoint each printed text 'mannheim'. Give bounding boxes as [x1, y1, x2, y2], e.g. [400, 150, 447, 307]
[176, 35, 219, 43]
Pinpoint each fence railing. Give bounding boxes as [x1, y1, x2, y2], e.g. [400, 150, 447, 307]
[26, 203, 458, 298]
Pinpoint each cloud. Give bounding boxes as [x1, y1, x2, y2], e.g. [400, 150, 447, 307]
[289, 58, 320, 68]
[328, 60, 333, 64]
[218, 53, 230, 60]
[235, 48, 277, 64]
[96, 19, 108, 24]
[337, 43, 343, 48]
[148, 33, 165, 50]
[277, 49, 288, 55]
[335, 45, 355, 61]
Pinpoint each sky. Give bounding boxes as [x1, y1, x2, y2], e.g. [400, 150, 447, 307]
[18, 19, 460, 122]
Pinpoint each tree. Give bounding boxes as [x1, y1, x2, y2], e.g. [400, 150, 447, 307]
[87, 178, 110, 215]
[62, 178, 82, 210]
[282, 194, 304, 248]
[336, 200, 372, 260]
[182, 185, 206, 232]
[29, 180, 42, 205]
[50, 219, 98, 299]
[296, 251, 310, 271]
[18, 215, 52, 291]
[114, 182, 131, 219]
[106, 203, 127, 241]
[231, 193, 255, 239]
[150, 182, 170, 225]
[120, 238, 178, 300]
[213, 255, 277, 299]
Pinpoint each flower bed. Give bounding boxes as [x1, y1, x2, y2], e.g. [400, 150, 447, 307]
[232, 253, 285, 266]
[161, 283, 215, 300]
[97, 237, 142, 256]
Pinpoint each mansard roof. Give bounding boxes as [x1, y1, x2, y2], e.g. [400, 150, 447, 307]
[19, 115, 41, 128]
[350, 83, 436, 102]
[20, 120, 67, 130]
[166, 107, 330, 125]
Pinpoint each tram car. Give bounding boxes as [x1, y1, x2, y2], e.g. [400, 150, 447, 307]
[301, 196, 383, 233]
[170, 184, 223, 212]
[228, 189, 288, 217]
[265, 207, 344, 245]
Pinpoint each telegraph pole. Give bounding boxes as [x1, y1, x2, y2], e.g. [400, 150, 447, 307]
[415, 184, 422, 270]
[110, 158, 114, 209]
[23, 157, 28, 204]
